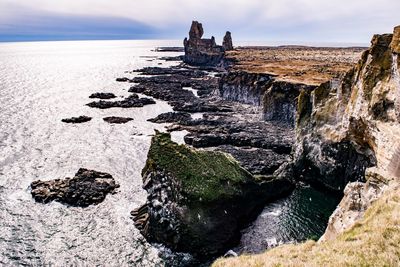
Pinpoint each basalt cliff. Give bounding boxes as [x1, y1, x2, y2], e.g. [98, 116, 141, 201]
[214, 26, 400, 267]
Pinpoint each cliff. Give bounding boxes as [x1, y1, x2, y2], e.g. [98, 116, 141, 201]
[219, 71, 315, 126]
[132, 131, 293, 260]
[213, 25, 400, 266]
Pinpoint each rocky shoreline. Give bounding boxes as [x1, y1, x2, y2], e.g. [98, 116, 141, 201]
[29, 20, 400, 267]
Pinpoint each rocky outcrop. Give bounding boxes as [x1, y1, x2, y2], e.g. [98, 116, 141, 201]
[61, 116, 92, 124]
[86, 94, 155, 109]
[219, 71, 315, 126]
[89, 92, 116, 99]
[132, 131, 293, 260]
[292, 26, 400, 240]
[320, 167, 394, 241]
[183, 21, 232, 66]
[223, 31, 233, 51]
[293, 28, 400, 192]
[31, 168, 119, 207]
[103, 117, 133, 124]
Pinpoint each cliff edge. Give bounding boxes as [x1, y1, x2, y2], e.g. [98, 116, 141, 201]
[214, 25, 400, 266]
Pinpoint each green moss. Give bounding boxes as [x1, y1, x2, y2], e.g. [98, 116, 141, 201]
[143, 131, 253, 202]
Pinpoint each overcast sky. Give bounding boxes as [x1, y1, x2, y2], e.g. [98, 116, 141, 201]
[0, 0, 399, 44]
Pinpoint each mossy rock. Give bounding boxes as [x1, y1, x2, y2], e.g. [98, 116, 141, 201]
[143, 131, 253, 202]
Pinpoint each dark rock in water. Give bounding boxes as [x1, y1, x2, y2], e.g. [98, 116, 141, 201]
[183, 21, 231, 66]
[132, 131, 294, 260]
[89, 92, 116, 99]
[103, 116, 133, 124]
[133, 66, 207, 78]
[223, 31, 234, 51]
[116, 77, 130, 82]
[155, 47, 185, 52]
[147, 112, 192, 124]
[61, 116, 92, 124]
[31, 168, 119, 207]
[87, 94, 155, 109]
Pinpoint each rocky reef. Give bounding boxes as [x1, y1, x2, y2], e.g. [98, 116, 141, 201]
[132, 131, 293, 260]
[61, 116, 92, 124]
[183, 21, 232, 66]
[31, 168, 119, 207]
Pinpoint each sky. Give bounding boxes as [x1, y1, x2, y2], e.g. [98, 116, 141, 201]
[0, 0, 399, 44]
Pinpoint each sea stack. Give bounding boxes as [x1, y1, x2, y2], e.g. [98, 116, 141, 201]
[183, 21, 233, 66]
[223, 31, 234, 51]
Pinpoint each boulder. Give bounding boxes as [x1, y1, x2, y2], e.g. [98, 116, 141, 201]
[31, 168, 119, 207]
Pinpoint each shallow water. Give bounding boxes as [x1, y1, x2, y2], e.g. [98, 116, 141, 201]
[0, 40, 340, 266]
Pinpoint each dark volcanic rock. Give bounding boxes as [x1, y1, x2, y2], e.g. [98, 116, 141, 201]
[131, 132, 294, 260]
[116, 77, 129, 82]
[183, 21, 227, 66]
[103, 116, 133, 124]
[147, 112, 192, 124]
[89, 92, 117, 99]
[61, 116, 92, 124]
[223, 31, 234, 51]
[216, 145, 291, 176]
[31, 168, 119, 207]
[87, 94, 155, 109]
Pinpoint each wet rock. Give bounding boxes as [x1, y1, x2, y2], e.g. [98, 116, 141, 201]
[87, 94, 155, 109]
[31, 168, 119, 207]
[222, 31, 234, 51]
[132, 132, 294, 260]
[147, 112, 192, 124]
[89, 92, 117, 99]
[103, 116, 133, 124]
[116, 77, 130, 82]
[61, 116, 92, 124]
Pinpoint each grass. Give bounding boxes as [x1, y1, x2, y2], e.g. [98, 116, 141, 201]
[142, 131, 253, 203]
[213, 185, 400, 267]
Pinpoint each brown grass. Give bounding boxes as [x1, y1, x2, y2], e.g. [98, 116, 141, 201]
[213, 185, 400, 267]
[227, 47, 365, 86]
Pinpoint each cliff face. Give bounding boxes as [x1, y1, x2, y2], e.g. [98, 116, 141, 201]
[213, 25, 400, 267]
[219, 71, 314, 126]
[294, 26, 400, 238]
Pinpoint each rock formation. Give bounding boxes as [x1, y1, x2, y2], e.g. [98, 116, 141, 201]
[219, 71, 315, 126]
[31, 168, 119, 207]
[61, 116, 92, 124]
[183, 21, 233, 66]
[103, 116, 133, 124]
[223, 31, 234, 51]
[132, 131, 293, 259]
[292, 26, 400, 238]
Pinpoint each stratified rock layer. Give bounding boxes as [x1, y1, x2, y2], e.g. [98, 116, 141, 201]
[31, 168, 119, 207]
[132, 132, 293, 259]
[293, 26, 400, 238]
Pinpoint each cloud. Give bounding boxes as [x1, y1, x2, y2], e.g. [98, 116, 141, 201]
[0, 0, 399, 42]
